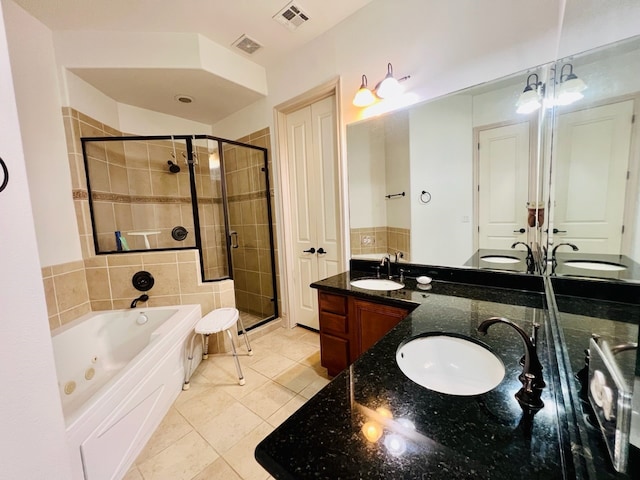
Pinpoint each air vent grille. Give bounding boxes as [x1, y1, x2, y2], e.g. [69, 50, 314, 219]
[232, 34, 262, 55]
[273, 2, 310, 30]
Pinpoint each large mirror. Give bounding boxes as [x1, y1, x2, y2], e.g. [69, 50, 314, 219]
[347, 65, 552, 274]
[547, 35, 640, 282]
[347, 34, 640, 282]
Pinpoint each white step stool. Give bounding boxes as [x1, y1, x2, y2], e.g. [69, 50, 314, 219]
[183, 307, 253, 389]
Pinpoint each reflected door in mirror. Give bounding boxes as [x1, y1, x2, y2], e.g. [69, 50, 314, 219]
[553, 100, 634, 253]
[477, 122, 531, 249]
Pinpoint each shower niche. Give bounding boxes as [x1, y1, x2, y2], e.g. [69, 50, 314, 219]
[82, 134, 279, 328]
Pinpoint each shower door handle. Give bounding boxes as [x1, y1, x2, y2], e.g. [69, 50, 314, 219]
[230, 231, 239, 248]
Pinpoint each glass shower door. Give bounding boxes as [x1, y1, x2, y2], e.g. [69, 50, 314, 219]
[221, 140, 278, 329]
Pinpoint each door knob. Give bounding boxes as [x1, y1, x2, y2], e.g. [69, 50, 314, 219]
[303, 247, 316, 254]
[513, 228, 526, 234]
[553, 228, 566, 234]
[317, 248, 327, 254]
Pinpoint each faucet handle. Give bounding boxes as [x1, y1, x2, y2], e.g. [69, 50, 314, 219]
[371, 265, 381, 278]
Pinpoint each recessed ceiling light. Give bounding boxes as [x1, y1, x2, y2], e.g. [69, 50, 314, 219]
[175, 94, 194, 104]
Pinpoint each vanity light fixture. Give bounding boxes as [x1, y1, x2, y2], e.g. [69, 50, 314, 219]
[516, 73, 544, 114]
[375, 63, 402, 99]
[353, 63, 410, 107]
[353, 75, 377, 107]
[555, 63, 587, 106]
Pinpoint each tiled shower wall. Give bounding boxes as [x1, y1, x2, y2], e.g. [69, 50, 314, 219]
[44, 108, 234, 332]
[350, 226, 411, 261]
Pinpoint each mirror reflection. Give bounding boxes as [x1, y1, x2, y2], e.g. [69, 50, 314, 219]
[347, 65, 550, 273]
[547, 35, 640, 281]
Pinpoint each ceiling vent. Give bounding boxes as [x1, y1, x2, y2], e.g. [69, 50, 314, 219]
[232, 34, 263, 55]
[273, 2, 310, 31]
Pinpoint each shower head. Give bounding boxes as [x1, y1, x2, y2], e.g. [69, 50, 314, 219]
[167, 160, 180, 173]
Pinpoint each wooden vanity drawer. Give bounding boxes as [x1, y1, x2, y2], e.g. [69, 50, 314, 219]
[319, 311, 348, 334]
[319, 292, 347, 315]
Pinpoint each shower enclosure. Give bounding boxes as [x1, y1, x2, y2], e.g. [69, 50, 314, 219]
[81, 134, 278, 330]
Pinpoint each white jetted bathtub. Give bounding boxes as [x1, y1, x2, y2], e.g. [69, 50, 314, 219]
[52, 304, 202, 480]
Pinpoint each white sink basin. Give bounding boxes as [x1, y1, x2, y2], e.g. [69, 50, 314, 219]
[480, 255, 520, 264]
[350, 278, 404, 291]
[564, 260, 627, 272]
[396, 334, 505, 396]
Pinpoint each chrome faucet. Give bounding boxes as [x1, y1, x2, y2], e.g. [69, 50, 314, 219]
[380, 255, 392, 279]
[511, 241, 534, 273]
[551, 242, 579, 273]
[130, 294, 149, 308]
[478, 317, 545, 411]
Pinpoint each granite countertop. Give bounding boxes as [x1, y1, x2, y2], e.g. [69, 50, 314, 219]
[552, 252, 640, 282]
[464, 248, 534, 274]
[256, 271, 571, 479]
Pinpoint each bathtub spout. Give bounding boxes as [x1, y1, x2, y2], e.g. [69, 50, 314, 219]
[130, 294, 149, 308]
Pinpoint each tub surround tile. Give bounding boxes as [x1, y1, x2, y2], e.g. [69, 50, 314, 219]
[122, 467, 143, 480]
[59, 302, 91, 326]
[53, 269, 90, 312]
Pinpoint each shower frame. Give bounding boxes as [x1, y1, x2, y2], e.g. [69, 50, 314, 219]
[81, 134, 279, 328]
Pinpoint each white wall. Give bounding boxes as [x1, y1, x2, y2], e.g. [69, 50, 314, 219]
[410, 94, 474, 266]
[384, 111, 411, 230]
[346, 118, 387, 228]
[4, 0, 82, 266]
[0, 1, 72, 477]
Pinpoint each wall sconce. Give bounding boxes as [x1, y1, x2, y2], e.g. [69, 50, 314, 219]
[353, 75, 376, 107]
[352, 63, 410, 107]
[516, 63, 587, 114]
[555, 63, 587, 106]
[516, 73, 544, 114]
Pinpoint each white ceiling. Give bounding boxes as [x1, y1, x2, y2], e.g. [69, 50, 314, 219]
[13, 0, 373, 125]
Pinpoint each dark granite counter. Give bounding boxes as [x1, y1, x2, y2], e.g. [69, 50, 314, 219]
[552, 252, 640, 282]
[256, 271, 571, 479]
[549, 277, 640, 479]
[464, 248, 535, 274]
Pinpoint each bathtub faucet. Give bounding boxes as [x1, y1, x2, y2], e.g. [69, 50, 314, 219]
[131, 294, 149, 308]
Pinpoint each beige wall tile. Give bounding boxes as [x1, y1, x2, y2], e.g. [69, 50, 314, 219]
[59, 302, 91, 326]
[143, 251, 177, 265]
[85, 268, 111, 301]
[107, 253, 143, 267]
[90, 300, 113, 311]
[148, 295, 181, 307]
[43, 277, 57, 317]
[49, 315, 61, 331]
[146, 263, 180, 296]
[108, 265, 142, 299]
[53, 269, 90, 312]
[51, 260, 85, 275]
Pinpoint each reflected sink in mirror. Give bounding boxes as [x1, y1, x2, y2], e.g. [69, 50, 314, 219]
[563, 260, 628, 272]
[480, 255, 521, 264]
[350, 278, 405, 291]
[396, 333, 505, 395]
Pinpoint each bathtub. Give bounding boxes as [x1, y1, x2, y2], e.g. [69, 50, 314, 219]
[51, 304, 202, 480]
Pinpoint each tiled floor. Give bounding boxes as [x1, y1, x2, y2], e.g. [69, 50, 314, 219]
[239, 310, 268, 330]
[124, 325, 329, 480]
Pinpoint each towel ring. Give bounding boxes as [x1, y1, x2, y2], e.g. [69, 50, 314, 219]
[420, 190, 431, 204]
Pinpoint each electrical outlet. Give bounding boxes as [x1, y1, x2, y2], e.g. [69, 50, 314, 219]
[361, 235, 375, 246]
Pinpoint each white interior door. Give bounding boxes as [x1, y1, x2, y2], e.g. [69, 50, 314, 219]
[553, 100, 634, 253]
[285, 95, 341, 329]
[477, 122, 530, 249]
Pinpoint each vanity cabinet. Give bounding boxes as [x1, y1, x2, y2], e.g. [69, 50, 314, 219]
[318, 291, 412, 376]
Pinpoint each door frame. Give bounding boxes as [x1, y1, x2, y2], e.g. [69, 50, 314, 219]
[273, 77, 347, 329]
